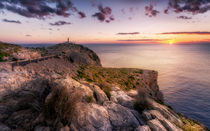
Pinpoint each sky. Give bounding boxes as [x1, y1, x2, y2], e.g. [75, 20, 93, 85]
[0, 0, 210, 44]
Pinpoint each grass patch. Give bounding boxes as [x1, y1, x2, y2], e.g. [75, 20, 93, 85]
[177, 113, 207, 131]
[74, 66, 146, 99]
[77, 66, 93, 82]
[99, 83, 111, 99]
[135, 69, 143, 74]
[0, 52, 9, 62]
[0, 42, 21, 62]
[44, 86, 80, 124]
[75, 66, 145, 91]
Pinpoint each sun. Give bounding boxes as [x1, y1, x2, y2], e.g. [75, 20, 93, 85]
[169, 40, 174, 45]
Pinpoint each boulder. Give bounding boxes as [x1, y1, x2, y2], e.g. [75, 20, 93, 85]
[104, 101, 140, 130]
[110, 90, 135, 108]
[70, 103, 112, 131]
[81, 82, 109, 104]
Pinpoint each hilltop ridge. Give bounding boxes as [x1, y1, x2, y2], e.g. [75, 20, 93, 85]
[0, 42, 207, 131]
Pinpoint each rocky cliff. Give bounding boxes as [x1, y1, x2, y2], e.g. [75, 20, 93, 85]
[0, 43, 207, 131]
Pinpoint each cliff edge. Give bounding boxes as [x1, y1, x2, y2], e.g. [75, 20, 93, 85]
[0, 42, 207, 131]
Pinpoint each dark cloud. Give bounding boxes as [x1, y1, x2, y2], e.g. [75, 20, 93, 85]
[78, 11, 86, 18]
[0, 2, 4, 8]
[129, 7, 134, 13]
[92, 4, 114, 23]
[145, 4, 159, 17]
[0, 0, 84, 19]
[164, 8, 169, 14]
[117, 32, 140, 35]
[177, 16, 192, 20]
[2, 19, 21, 24]
[50, 21, 71, 26]
[159, 31, 210, 35]
[121, 8, 126, 14]
[167, 0, 210, 14]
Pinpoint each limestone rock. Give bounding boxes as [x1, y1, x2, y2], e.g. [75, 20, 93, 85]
[148, 110, 182, 131]
[81, 82, 109, 104]
[110, 90, 135, 108]
[149, 100, 183, 126]
[147, 119, 167, 131]
[70, 103, 112, 131]
[104, 101, 140, 130]
[142, 111, 153, 121]
[135, 125, 151, 131]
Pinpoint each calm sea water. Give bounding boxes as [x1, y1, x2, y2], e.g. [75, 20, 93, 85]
[85, 44, 210, 128]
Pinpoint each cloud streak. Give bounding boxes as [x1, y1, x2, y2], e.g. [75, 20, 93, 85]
[118, 39, 168, 42]
[50, 21, 71, 26]
[177, 16, 192, 20]
[116, 32, 140, 35]
[2, 19, 21, 24]
[158, 31, 210, 35]
[25, 34, 31, 37]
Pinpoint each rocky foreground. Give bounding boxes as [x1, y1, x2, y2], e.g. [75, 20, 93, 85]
[0, 42, 208, 131]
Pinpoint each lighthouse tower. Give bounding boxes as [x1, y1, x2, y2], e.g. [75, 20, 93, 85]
[67, 37, 69, 44]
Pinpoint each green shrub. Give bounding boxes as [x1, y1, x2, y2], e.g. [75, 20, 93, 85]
[0, 52, 9, 62]
[128, 75, 135, 80]
[134, 88, 151, 112]
[86, 96, 94, 103]
[14, 48, 19, 53]
[69, 57, 74, 63]
[12, 57, 18, 61]
[135, 69, 143, 74]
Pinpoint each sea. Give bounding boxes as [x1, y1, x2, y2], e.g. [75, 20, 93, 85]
[85, 43, 210, 128]
[21, 43, 210, 128]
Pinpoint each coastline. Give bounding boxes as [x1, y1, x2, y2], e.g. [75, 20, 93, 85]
[0, 42, 208, 130]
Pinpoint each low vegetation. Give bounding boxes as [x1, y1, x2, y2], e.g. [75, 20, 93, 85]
[74, 66, 146, 99]
[44, 85, 80, 125]
[134, 88, 152, 112]
[177, 113, 209, 131]
[0, 42, 21, 62]
[86, 95, 94, 103]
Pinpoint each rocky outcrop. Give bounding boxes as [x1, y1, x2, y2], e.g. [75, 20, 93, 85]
[0, 76, 201, 131]
[13, 48, 41, 60]
[0, 43, 207, 131]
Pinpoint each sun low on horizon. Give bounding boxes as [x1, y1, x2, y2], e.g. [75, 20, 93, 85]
[0, 0, 210, 45]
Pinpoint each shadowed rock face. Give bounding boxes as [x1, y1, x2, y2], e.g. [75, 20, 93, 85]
[0, 43, 207, 131]
[0, 76, 198, 131]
